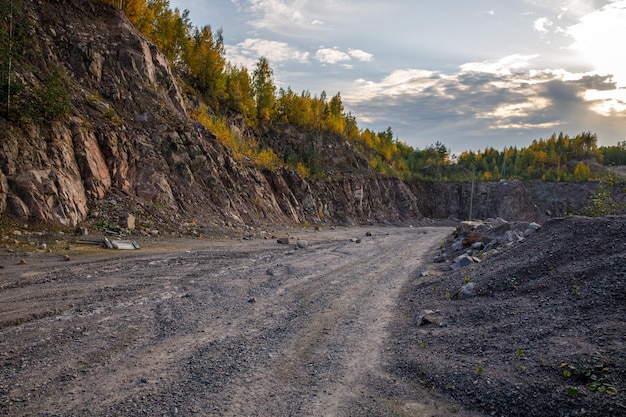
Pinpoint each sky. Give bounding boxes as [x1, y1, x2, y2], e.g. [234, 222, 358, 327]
[168, 0, 626, 155]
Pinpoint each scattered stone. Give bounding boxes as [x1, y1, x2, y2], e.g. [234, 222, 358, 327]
[39, 243, 47, 250]
[497, 230, 524, 245]
[149, 230, 159, 237]
[457, 282, 476, 299]
[350, 238, 361, 243]
[63, 254, 71, 261]
[13, 230, 22, 236]
[417, 309, 445, 326]
[365, 231, 373, 237]
[247, 297, 256, 303]
[296, 239, 308, 249]
[472, 241, 484, 250]
[451, 254, 477, 270]
[456, 221, 482, 235]
[451, 240, 464, 251]
[119, 213, 136, 230]
[524, 222, 541, 237]
[277, 237, 290, 245]
[18, 259, 27, 265]
[462, 231, 482, 245]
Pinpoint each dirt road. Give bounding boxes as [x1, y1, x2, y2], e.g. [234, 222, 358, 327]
[1, 226, 482, 416]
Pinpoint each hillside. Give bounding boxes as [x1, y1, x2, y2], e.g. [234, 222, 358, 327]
[0, 0, 424, 231]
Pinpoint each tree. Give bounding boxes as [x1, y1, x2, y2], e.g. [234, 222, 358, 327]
[224, 64, 256, 125]
[252, 57, 276, 122]
[184, 25, 226, 106]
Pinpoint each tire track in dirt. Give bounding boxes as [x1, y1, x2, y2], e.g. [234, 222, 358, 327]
[1, 226, 484, 416]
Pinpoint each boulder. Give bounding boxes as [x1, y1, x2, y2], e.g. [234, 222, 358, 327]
[524, 222, 541, 237]
[457, 282, 477, 299]
[456, 221, 483, 236]
[462, 231, 482, 245]
[451, 254, 477, 270]
[417, 309, 445, 326]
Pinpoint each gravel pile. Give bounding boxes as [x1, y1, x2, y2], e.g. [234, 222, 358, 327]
[391, 215, 626, 417]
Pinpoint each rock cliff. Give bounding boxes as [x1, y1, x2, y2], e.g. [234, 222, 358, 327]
[0, 0, 425, 230]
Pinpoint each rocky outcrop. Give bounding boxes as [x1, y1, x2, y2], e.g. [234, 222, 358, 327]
[0, 0, 426, 229]
[410, 180, 603, 223]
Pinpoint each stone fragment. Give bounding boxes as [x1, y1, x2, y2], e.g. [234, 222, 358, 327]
[457, 282, 476, 299]
[452, 240, 464, 251]
[456, 221, 482, 236]
[451, 254, 475, 270]
[277, 237, 290, 244]
[472, 241, 484, 250]
[417, 309, 445, 326]
[119, 213, 136, 230]
[524, 222, 541, 237]
[296, 239, 308, 249]
[462, 232, 482, 245]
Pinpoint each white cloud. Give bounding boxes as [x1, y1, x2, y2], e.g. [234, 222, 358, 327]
[584, 88, 626, 115]
[315, 47, 351, 64]
[533, 16, 553, 32]
[227, 38, 310, 68]
[350, 69, 443, 100]
[460, 54, 540, 76]
[477, 97, 552, 121]
[246, 0, 327, 32]
[348, 49, 373, 62]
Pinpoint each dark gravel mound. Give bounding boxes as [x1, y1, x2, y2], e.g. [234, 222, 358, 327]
[391, 215, 626, 417]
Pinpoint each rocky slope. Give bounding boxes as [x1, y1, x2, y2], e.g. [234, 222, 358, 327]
[0, 0, 621, 233]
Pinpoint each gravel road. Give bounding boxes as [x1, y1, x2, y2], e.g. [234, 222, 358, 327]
[1, 226, 481, 416]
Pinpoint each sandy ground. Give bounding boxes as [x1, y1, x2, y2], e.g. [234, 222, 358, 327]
[1, 225, 481, 416]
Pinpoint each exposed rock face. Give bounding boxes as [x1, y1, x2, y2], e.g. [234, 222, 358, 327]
[410, 180, 604, 223]
[0, 0, 425, 228]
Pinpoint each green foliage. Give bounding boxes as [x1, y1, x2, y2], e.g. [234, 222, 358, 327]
[600, 141, 626, 166]
[252, 57, 276, 122]
[567, 386, 579, 398]
[585, 173, 626, 216]
[39, 65, 72, 119]
[574, 161, 591, 181]
[456, 132, 603, 182]
[589, 381, 618, 395]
